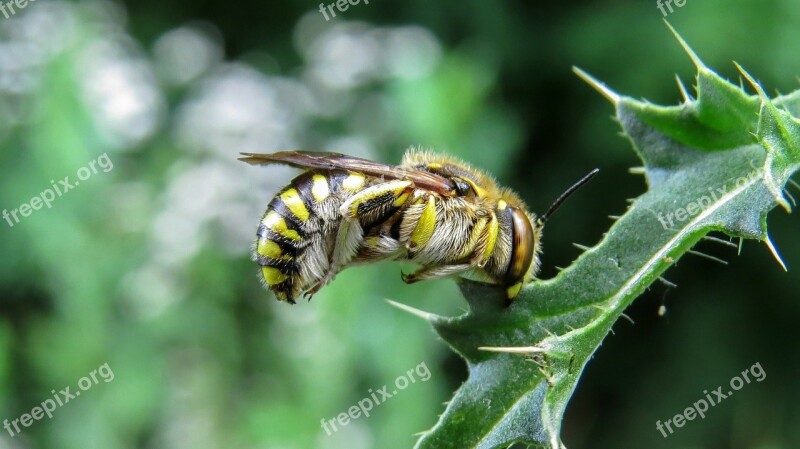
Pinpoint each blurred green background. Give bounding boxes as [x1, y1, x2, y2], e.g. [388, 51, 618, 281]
[0, 1, 798, 448]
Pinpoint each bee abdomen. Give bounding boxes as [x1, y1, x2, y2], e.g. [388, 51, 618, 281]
[255, 222, 299, 303]
[255, 171, 339, 303]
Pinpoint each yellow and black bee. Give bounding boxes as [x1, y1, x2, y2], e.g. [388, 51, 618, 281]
[240, 149, 597, 305]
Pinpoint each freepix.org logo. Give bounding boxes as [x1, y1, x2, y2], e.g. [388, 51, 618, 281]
[320, 361, 431, 436]
[2, 153, 114, 228]
[655, 166, 762, 230]
[0, 0, 35, 20]
[656, 362, 766, 438]
[317, 0, 369, 21]
[656, 0, 688, 17]
[3, 362, 114, 437]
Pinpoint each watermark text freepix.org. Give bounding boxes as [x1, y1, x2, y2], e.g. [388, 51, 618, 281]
[0, 0, 35, 20]
[656, 361, 766, 438]
[321, 361, 431, 435]
[3, 153, 113, 228]
[4, 362, 114, 437]
[656, 0, 688, 17]
[318, 0, 369, 21]
[656, 166, 762, 230]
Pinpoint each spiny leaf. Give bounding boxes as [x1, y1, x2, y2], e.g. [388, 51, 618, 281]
[411, 28, 799, 449]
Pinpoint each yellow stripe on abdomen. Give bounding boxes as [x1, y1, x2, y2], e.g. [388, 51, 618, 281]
[262, 211, 301, 240]
[311, 174, 330, 202]
[261, 266, 287, 285]
[257, 238, 291, 260]
[342, 173, 366, 191]
[280, 188, 310, 221]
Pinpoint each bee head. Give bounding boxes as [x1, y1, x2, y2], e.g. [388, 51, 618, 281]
[503, 168, 600, 302]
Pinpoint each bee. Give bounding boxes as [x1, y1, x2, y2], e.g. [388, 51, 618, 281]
[240, 149, 597, 305]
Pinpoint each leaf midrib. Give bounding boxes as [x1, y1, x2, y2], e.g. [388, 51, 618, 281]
[541, 172, 761, 344]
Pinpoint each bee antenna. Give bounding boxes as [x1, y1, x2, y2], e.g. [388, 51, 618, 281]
[538, 168, 600, 225]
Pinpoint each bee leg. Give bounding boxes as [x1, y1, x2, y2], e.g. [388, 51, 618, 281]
[401, 264, 472, 284]
[340, 180, 414, 228]
[328, 217, 363, 275]
[304, 283, 323, 300]
[357, 236, 402, 262]
[471, 211, 500, 268]
[322, 180, 415, 288]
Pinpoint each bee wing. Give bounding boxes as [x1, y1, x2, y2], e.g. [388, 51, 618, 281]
[239, 151, 457, 195]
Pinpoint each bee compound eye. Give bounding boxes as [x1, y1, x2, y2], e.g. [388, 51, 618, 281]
[505, 206, 535, 287]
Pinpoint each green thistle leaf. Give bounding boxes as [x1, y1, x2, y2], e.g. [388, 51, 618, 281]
[411, 27, 799, 449]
